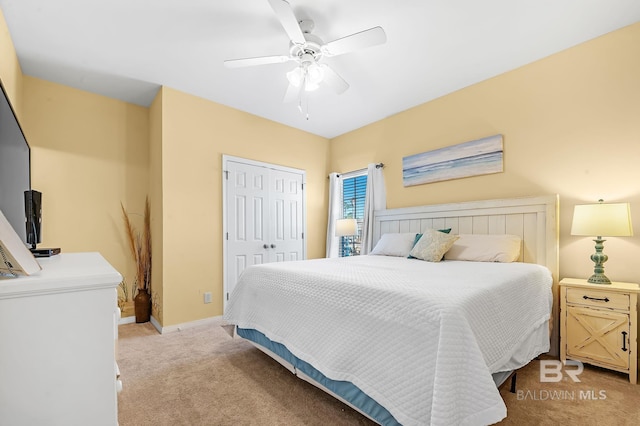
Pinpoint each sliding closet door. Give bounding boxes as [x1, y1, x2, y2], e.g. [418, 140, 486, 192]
[223, 156, 305, 308]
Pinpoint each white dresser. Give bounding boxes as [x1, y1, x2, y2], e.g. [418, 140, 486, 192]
[0, 252, 122, 426]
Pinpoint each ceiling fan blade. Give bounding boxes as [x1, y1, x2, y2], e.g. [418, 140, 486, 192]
[321, 64, 349, 94]
[283, 82, 302, 103]
[224, 55, 291, 68]
[322, 26, 387, 57]
[267, 0, 306, 45]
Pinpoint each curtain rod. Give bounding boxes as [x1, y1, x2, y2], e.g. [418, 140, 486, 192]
[328, 162, 384, 179]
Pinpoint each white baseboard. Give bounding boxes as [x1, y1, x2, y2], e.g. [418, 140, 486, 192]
[153, 315, 224, 334]
[150, 315, 162, 333]
[118, 314, 224, 334]
[118, 315, 136, 325]
[117, 314, 158, 328]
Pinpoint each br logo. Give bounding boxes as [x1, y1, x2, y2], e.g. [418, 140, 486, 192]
[539, 360, 584, 382]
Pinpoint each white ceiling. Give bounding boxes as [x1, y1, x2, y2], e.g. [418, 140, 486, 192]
[1, 0, 639, 139]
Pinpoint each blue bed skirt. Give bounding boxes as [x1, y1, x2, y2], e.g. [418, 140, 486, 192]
[237, 327, 399, 425]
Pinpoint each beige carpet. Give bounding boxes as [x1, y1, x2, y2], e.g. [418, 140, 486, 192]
[118, 322, 640, 425]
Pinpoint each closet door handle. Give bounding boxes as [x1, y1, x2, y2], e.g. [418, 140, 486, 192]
[270, 244, 276, 249]
[263, 244, 269, 249]
[622, 331, 628, 352]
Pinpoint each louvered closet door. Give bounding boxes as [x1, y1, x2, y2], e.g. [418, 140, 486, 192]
[566, 306, 630, 369]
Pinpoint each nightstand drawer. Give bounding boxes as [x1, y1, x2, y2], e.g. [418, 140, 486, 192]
[566, 287, 629, 311]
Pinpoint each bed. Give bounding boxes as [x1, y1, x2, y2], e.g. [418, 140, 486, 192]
[223, 195, 559, 425]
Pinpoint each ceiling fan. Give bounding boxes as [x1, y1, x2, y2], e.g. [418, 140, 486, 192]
[224, 0, 387, 103]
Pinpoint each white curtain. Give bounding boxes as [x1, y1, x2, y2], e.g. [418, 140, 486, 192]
[361, 163, 386, 255]
[325, 173, 342, 258]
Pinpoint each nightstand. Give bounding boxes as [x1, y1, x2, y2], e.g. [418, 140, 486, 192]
[560, 278, 639, 384]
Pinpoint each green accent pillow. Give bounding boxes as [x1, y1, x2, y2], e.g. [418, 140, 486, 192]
[408, 228, 451, 259]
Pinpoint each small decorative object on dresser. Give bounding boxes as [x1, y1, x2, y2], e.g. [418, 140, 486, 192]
[560, 278, 639, 384]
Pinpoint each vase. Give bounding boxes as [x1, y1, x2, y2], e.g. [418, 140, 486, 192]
[134, 288, 151, 323]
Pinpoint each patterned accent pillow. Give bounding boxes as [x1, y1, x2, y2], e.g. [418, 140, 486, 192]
[408, 228, 452, 259]
[408, 228, 459, 262]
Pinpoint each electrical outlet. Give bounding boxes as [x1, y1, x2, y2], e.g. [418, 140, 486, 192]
[203, 292, 212, 304]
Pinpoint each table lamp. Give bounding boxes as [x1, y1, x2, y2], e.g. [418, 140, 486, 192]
[571, 200, 633, 284]
[336, 218, 358, 256]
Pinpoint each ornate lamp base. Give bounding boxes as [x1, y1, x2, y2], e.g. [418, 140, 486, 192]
[587, 237, 611, 285]
[587, 273, 611, 284]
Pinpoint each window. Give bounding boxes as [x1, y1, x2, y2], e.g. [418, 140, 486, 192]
[340, 173, 367, 257]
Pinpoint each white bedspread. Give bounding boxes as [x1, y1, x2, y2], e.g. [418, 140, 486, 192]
[224, 256, 553, 426]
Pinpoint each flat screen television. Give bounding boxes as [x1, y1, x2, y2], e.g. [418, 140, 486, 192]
[0, 80, 31, 245]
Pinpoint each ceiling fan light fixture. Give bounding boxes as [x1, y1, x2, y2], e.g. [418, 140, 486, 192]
[287, 62, 324, 92]
[304, 80, 320, 91]
[306, 62, 324, 86]
[286, 67, 304, 87]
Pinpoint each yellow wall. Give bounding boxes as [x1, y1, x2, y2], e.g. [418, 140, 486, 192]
[157, 87, 329, 325]
[22, 77, 150, 300]
[331, 22, 640, 284]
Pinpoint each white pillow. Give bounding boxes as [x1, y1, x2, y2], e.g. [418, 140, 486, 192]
[444, 234, 522, 262]
[408, 228, 459, 262]
[370, 233, 418, 257]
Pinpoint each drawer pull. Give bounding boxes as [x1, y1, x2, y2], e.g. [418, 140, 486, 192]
[582, 295, 609, 303]
[622, 331, 628, 352]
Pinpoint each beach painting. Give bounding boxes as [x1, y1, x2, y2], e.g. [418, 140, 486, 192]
[402, 134, 503, 187]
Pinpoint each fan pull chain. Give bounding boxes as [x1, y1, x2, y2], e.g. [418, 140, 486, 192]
[297, 73, 310, 120]
[297, 95, 310, 120]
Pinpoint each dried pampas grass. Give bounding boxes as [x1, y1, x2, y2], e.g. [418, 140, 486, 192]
[121, 197, 152, 292]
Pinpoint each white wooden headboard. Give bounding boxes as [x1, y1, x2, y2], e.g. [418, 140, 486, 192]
[372, 194, 560, 355]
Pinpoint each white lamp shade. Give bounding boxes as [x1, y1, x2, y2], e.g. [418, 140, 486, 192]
[287, 62, 325, 92]
[335, 218, 358, 237]
[571, 202, 633, 237]
[286, 67, 303, 87]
